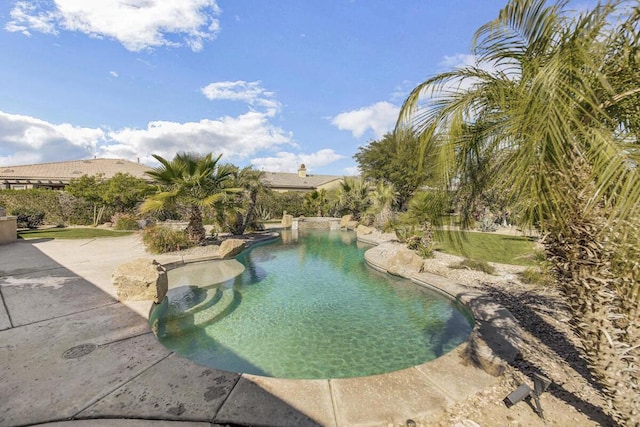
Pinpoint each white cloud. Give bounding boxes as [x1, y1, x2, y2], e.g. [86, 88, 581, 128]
[251, 149, 345, 173]
[0, 111, 105, 165]
[201, 80, 280, 113]
[342, 165, 360, 176]
[5, 0, 222, 52]
[103, 111, 294, 165]
[390, 80, 416, 103]
[109, 70, 119, 77]
[439, 53, 478, 70]
[0, 110, 294, 167]
[331, 101, 400, 139]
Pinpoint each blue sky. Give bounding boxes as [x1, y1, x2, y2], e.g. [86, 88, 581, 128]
[1, 0, 527, 174]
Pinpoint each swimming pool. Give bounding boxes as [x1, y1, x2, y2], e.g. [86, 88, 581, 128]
[150, 229, 473, 379]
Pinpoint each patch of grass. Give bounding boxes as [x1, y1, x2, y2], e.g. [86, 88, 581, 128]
[435, 230, 538, 266]
[18, 227, 134, 240]
[450, 258, 496, 274]
[520, 266, 555, 286]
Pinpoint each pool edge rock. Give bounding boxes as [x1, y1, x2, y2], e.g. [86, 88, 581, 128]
[359, 231, 522, 378]
[112, 258, 168, 303]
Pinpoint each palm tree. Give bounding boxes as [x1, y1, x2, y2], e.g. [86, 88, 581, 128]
[398, 0, 640, 423]
[303, 189, 329, 217]
[141, 152, 233, 244]
[217, 167, 268, 235]
[336, 176, 370, 220]
[367, 181, 397, 228]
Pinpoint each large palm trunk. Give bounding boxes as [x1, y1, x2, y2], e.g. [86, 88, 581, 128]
[543, 196, 639, 425]
[186, 205, 206, 244]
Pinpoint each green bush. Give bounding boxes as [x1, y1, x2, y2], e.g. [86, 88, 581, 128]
[0, 189, 101, 225]
[112, 213, 139, 230]
[142, 226, 192, 254]
[450, 258, 496, 274]
[256, 191, 306, 218]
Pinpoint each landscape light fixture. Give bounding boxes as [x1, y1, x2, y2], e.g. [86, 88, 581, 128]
[503, 373, 552, 419]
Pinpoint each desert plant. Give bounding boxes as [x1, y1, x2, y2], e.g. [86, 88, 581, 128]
[520, 267, 554, 286]
[112, 213, 139, 230]
[142, 225, 192, 254]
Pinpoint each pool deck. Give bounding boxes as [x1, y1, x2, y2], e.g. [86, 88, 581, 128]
[0, 232, 519, 427]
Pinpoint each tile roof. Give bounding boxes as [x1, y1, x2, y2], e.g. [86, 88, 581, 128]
[0, 158, 344, 191]
[0, 158, 152, 182]
[260, 171, 342, 190]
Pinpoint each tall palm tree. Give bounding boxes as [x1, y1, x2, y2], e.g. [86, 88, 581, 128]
[398, 0, 640, 423]
[141, 152, 233, 244]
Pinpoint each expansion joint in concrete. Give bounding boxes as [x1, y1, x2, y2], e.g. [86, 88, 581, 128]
[210, 373, 243, 423]
[12, 301, 118, 329]
[327, 379, 340, 427]
[0, 285, 14, 328]
[71, 351, 175, 419]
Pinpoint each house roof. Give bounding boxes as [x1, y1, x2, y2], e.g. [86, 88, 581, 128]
[0, 158, 152, 183]
[260, 171, 342, 190]
[0, 158, 343, 191]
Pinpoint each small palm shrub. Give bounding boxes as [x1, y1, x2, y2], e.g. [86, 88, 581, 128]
[396, 224, 435, 258]
[142, 226, 192, 254]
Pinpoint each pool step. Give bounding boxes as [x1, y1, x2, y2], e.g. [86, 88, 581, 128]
[167, 287, 222, 319]
[192, 288, 242, 327]
[161, 287, 223, 336]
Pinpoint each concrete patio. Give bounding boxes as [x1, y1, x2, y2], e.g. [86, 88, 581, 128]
[0, 234, 510, 426]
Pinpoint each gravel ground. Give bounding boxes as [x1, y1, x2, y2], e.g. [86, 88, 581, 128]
[420, 251, 617, 426]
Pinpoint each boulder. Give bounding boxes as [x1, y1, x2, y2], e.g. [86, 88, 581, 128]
[112, 258, 168, 303]
[218, 239, 246, 259]
[281, 214, 293, 228]
[356, 224, 374, 236]
[340, 215, 353, 229]
[387, 248, 424, 278]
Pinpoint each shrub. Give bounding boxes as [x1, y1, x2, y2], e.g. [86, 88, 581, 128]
[142, 226, 192, 254]
[112, 213, 139, 230]
[396, 224, 435, 258]
[478, 215, 497, 232]
[12, 209, 45, 229]
[520, 266, 555, 286]
[450, 258, 496, 274]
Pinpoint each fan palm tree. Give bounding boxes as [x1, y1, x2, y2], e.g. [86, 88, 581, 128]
[398, 0, 640, 423]
[336, 176, 370, 219]
[367, 181, 397, 228]
[141, 152, 234, 244]
[217, 167, 269, 235]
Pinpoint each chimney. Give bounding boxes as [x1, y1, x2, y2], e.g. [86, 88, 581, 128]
[297, 163, 307, 178]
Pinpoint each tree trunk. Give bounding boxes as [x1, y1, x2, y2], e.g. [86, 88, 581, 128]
[186, 205, 206, 244]
[543, 200, 639, 425]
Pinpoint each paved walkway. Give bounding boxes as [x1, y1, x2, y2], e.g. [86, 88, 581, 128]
[0, 234, 509, 427]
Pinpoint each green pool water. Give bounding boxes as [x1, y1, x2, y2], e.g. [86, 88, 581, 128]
[150, 229, 473, 379]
